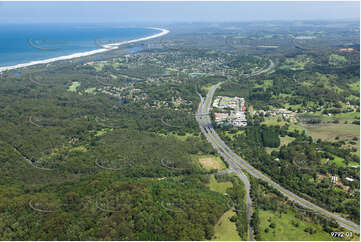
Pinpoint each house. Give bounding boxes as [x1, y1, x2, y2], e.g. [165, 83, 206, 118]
[215, 113, 229, 122]
[232, 120, 247, 127]
[84, 61, 96, 65]
[345, 177, 354, 182]
[288, 113, 296, 118]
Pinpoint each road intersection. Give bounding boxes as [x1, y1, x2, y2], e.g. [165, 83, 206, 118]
[196, 82, 360, 234]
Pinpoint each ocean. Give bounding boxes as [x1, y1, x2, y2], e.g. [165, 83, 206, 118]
[0, 24, 161, 67]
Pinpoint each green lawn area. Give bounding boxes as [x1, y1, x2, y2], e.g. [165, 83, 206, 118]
[333, 112, 359, 120]
[330, 155, 346, 167]
[254, 80, 273, 90]
[266, 135, 296, 154]
[280, 135, 296, 146]
[322, 155, 359, 168]
[95, 128, 109, 137]
[258, 209, 350, 241]
[194, 155, 226, 171]
[224, 130, 245, 140]
[262, 116, 304, 133]
[329, 54, 347, 66]
[68, 81, 80, 92]
[208, 175, 233, 194]
[306, 112, 360, 122]
[278, 93, 292, 98]
[321, 155, 346, 167]
[248, 106, 254, 117]
[85, 87, 96, 94]
[284, 103, 303, 111]
[349, 82, 360, 92]
[304, 123, 359, 155]
[156, 132, 197, 142]
[213, 209, 241, 241]
[279, 55, 312, 71]
[209, 175, 240, 241]
[69, 146, 87, 153]
[297, 112, 360, 155]
[172, 132, 197, 141]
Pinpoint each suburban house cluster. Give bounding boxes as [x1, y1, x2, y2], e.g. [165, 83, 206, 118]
[213, 96, 247, 127]
[254, 108, 297, 119]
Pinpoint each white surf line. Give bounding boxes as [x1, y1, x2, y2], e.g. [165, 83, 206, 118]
[0, 27, 169, 73]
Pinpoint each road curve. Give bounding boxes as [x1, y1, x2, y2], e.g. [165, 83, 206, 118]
[196, 83, 360, 234]
[244, 59, 275, 77]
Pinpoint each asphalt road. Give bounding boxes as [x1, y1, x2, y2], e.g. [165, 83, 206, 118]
[196, 83, 360, 234]
[196, 86, 254, 241]
[244, 59, 275, 77]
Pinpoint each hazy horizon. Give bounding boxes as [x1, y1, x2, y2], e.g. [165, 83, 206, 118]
[0, 1, 359, 24]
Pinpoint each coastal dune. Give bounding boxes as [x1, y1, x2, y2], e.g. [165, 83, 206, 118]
[0, 27, 169, 73]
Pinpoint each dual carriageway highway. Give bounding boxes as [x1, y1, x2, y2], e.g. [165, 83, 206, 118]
[195, 82, 360, 235]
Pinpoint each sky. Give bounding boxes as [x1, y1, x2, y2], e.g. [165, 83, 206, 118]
[0, 1, 359, 24]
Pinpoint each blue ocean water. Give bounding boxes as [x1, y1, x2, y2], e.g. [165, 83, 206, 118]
[0, 24, 160, 67]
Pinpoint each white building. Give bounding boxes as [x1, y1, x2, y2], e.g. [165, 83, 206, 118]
[345, 177, 354, 182]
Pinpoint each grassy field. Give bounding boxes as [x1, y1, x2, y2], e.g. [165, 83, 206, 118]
[197, 155, 226, 171]
[248, 106, 254, 117]
[329, 54, 347, 66]
[85, 87, 96, 94]
[68, 81, 80, 92]
[69, 146, 87, 153]
[266, 135, 296, 154]
[328, 155, 346, 167]
[157, 132, 197, 142]
[304, 122, 359, 155]
[213, 209, 241, 241]
[208, 175, 240, 241]
[280, 135, 296, 146]
[262, 116, 304, 133]
[279, 55, 312, 71]
[223, 130, 245, 140]
[297, 112, 360, 155]
[321, 154, 359, 167]
[95, 128, 109, 137]
[258, 209, 354, 241]
[304, 112, 359, 122]
[208, 175, 233, 194]
[254, 79, 273, 90]
[349, 82, 360, 92]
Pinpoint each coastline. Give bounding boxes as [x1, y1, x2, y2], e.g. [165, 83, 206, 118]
[0, 27, 169, 73]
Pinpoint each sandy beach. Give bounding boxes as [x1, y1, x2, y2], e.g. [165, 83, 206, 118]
[0, 27, 169, 73]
